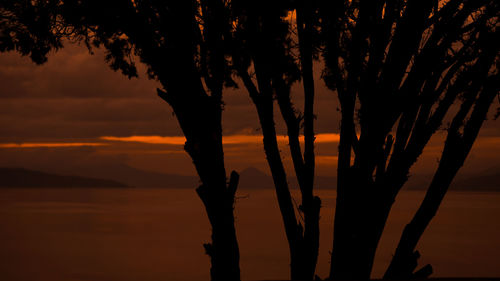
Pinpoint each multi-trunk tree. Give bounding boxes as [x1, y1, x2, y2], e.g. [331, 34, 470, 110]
[319, 0, 499, 279]
[1, 0, 499, 280]
[230, 1, 321, 279]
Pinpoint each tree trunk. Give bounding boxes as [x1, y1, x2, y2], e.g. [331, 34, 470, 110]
[385, 72, 499, 280]
[240, 65, 313, 280]
[257, 95, 304, 280]
[197, 172, 241, 281]
[330, 177, 393, 280]
[184, 130, 241, 281]
[297, 2, 321, 278]
[158, 88, 241, 281]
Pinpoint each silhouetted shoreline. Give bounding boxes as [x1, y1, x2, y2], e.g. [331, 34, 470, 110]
[0, 167, 129, 188]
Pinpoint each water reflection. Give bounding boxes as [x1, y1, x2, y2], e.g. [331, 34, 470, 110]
[0, 188, 499, 280]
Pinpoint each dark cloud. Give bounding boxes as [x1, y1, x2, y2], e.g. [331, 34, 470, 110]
[0, 43, 498, 182]
[0, 45, 159, 99]
[0, 97, 181, 141]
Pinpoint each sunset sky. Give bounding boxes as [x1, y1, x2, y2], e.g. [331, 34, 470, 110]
[1, 43, 499, 184]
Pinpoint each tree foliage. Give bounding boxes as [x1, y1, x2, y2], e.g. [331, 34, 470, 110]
[1, 0, 499, 280]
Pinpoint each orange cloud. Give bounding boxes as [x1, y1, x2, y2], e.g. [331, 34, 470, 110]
[316, 155, 339, 164]
[0, 133, 339, 149]
[101, 133, 340, 145]
[314, 134, 340, 143]
[0, 142, 106, 148]
[101, 135, 186, 145]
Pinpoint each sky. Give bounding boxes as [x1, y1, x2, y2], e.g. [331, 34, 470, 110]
[0, 43, 499, 184]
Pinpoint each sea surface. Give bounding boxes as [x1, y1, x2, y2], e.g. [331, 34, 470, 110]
[0, 188, 499, 281]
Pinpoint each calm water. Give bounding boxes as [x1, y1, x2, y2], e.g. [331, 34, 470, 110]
[0, 188, 499, 281]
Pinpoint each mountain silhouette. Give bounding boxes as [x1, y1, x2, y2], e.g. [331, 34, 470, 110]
[0, 167, 128, 188]
[238, 167, 274, 189]
[403, 170, 500, 192]
[238, 167, 337, 189]
[59, 164, 200, 188]
[3, 165, 496, 191]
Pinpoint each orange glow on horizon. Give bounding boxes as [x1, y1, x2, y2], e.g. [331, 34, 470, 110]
[0, 134, 340, 149]
[5, 135, 495, 150]
[0, 142, 106, 148]
[101, 135, 186, 145]
[101, 133, 340, 145]
[316, 155, 339, 164]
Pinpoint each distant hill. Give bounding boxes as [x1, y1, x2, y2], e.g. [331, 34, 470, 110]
[0, 167, 129, 188]
[237, 167, 499, 192]
[0, 166, 272, 189]
[238, 167, 337, 189]
[403, 169, 500, 192]
[6, 164, 495, 191]
[239, 167, 274, 189]
[54, 164, 200, 188]
[110, 165, 199, 188]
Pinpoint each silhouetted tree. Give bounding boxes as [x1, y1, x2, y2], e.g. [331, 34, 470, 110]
[2, 1, 499, 280]
[0, 1, 241, 280]
[384, 25, 499, 280]
[319, 0, 499, 279]
[230, 1, 322, 279]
